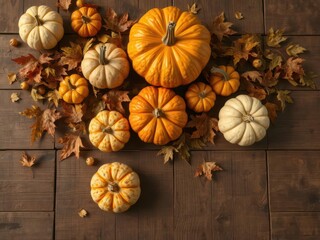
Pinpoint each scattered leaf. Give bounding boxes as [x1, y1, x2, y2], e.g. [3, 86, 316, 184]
[20, 152, 37, 167]
[267, 28, 287, 48]
[194, 161, 223, 181]
[234, 11, 244, 20]
[46, 90, 61, 107]
[78, 209, 88, 218]
[31, 88, 46, 102]
[211, 12, 236, 41]
[245, 82, 267, 100]
[265, 102, 279, 123]
[12, 54, 41, 82]
[57, 0, 72, 11]
[300, 72, 317, 89]
[19, 105, 42, 118]
[261, 69, 280, 87]
[61, 102, 86, 124]
[41, 109, 62, 137]
[188, 3, 200, 14]
[277, 90, 293, 111]
[10, 92, 20, 102]
[102, 90, 130, 114]
[286, 44, 306, 57]
[59, 42, 83, 71]
[157, 146, 178, 164]
[58, 133, 85, 160]
[83, 38, 95, 54]
[97, 34, 110, 43]
[268, 54, 283, 70]
[7, 73, 17, 85]
[241, 71, 263, 83]
[283, 57, 305, 85]
[104, 8, 136, 33]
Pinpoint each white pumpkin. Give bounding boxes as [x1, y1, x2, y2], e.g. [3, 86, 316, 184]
[218, 95, 270, 146]
[18, 5, 64, 50]
[81, 43, 130, 89]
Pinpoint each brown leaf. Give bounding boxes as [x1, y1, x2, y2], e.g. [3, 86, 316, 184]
[157, 146, 178, 164]
[188, 3, 200, 14]
[10, 92, 20, 102]
[265, 102, 278, 123]
[245, 82, 267, 100]
[277, 90, 293, 111]
[211, 12, 236, 41]
[102, 90, 130, 114]
[261, 69, 280, 87]
[104, 8, 136, 33]
[19, 105, 42, 118]
[283, 57, 305, 86]
[31, 88, 46, 102]
[267, 28, 287, 48]
[57, 0, 72, 11]
[20, 152, 37, 167]
[7, 73, 17, 85]
[241, 71, 263, 83]
[299, 72, 317, 89]
[234, 11, 244, 20]
[59, 42, 83, 71]
[41, 109, 62, 137]
[194, 161, 223, 181]
[58, 133, 85, 160]
[286, 44, 306, 57]
[12, 54, 42, 82]
[46, 90, 61, 107]
[186, 113, 219, 144]
[83, 38, 95, 55]
[61, 102, 86, 124]
[78, 209, 88, 218]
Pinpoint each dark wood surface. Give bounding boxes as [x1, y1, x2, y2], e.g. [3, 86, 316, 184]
[0, 0, 319, 239]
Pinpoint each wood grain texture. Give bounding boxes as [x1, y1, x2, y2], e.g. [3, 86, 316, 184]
[0, 212, 53, 240]
[265, 0, 320, 35]
[271, 212, 320, 240]
[55, 150, 173, 240]
[0, 90, 54, 149]
[268, 151, 320, 212]
[0, 0, 23, 33]
[268, 91, 320, 149]
[174, 151, 269, 240]
[0, 150, 55, 211]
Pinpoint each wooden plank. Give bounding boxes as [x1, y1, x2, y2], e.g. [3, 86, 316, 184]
[0, 212, 53, 240]
[174, 151, 269, 240]
[265, 0, 320, 35]
[271, 212, 320, 240]
[138, 0, 172, 15]
[0, 150, 55, 211]
[0, 1, 23, 33]
[268, 91, 320, 149]
[0, 90, 54, 149]
[268, 151, 320, 212]
[55, 150, 173, 240]
[173, 0, 264, 34]
[23, 0, 57, 10]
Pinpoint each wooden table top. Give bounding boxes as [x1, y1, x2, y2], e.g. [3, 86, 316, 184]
[0, 0, 319, 239]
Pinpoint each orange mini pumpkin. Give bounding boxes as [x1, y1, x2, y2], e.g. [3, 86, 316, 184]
[129, 86, 188, 145]
[209, 66, 240, 96]
[71, 7, 102, 37]
[185, 82, 216, 112]
[58, 74, 89, 104]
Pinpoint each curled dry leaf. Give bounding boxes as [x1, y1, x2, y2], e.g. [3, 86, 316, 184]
[277, 90, 293, 111]
[102, 90, 130, 115]
[157, 146, 178, 164]
[286, 44, 306, 57]
[211, 12, 236, 41]
[267, 28, 287, 48]
[104, 7, 136, 34]
[57, 0, 72, 11]
[7, 73, 17, 85]
[194, 161, 223, 181]
[61, 102, 86, 124]
[46, 90, 61, 107]
[58, 133, 84, 160]
[10, 92, 20, 102]
[83, 38, 95, 55]
[20, 152, 37, 167]
[265, 102, 279, 123]
[234, 11, 244, 20]
[78, 209, 88, 218]
[188, 3, 200, 14]
[59, 42, 83, 71]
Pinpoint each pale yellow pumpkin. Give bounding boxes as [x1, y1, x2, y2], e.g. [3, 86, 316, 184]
[91, 162, 141, 213]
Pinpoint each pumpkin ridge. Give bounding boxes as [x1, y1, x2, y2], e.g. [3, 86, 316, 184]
[160, 112, 184, 128]
[118, 192, 130, 204]
[154, 118, 170, 144]
[91, 188, 106, 203]
[95, 171, 108, 183]
[41, 24, 58, 41]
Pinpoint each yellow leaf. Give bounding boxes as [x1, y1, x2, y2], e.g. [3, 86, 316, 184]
[194, 161, 223, 181]
[20, 152, 37, 167]
[97, 34, 110, 43]
[188, 3, 201, 15]
[83, 38, 95, 54]
[286, 44, 306, 57]
[235, 11, 244, 20]
[267, 28, 287, 47]
[10, 92, 20, 102]
[7, 73, 17, 85]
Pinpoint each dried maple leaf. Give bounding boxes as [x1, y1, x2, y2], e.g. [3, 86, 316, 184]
[300, 72, 317, 89]
[12, 54, 41, 82]
[78, 209, 88, 218]
[277, 90, 293, 111]
[19, 105, 42, 118]
[157, 146, 178, 164]
[104, 8, 136, 33]
[41, 109, 62, 137]
[194, 161, 223, 181]
[102, 90, 130, 114]
[283, 57, 305, 86]
[186, 113, 219, 144]
[46, 90, 61, 107]
[59, 42, 83, 71]
[83, 38, 95, 55]
[57, 0, 72, 11]
[211, 12, 236, 41]
[7, 73, 17, 85]
[61, 102, 86, 124]
[261, 69, 280, 87]
[241, 71, 263, 83]
[245, 82, 267, 100]
[10, 92, 20, 102]
[265, 102, 279, 123]
[58, 133, 85, 160]
[235, 11, 244, 20]
[286, 44, 306, 57]
[267, 28, 287, 48]
[268, 54, 283, 71]
[188, 3, 200, 14]
[20, 152, 37, 167]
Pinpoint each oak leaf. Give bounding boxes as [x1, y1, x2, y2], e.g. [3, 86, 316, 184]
[286, 44, 306, 57]
[277, 90, 293, 111]
[58, 133, 85, 160]
[20, 152, 37, 167]
[104, 8, 136, 33]
[267, 28, 287, 48]
[194, 161, 223, 181]
[10, 92, 20, 102]
[211, 12, 236, 41]
[102, 90, 130, 114]
[57, 0, 72, 11]
[59, 42, 83, 71]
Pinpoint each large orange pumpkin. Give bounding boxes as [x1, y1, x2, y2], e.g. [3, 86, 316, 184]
[127, 6, 211, 88]
[129, 86, 188, 145]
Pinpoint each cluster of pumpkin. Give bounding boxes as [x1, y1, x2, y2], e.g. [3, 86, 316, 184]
[18, 5, 270, 212]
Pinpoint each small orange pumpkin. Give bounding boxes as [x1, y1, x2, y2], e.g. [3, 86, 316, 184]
[58, 74, 89, 104]
[185, 82, 216, 112]
[71, 7, 102, 37]
[209, 66, 240, 96]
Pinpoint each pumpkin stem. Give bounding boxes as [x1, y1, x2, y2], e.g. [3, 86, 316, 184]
[153, 108, 164, 118]
[107, 182, 120, 193]
[81, 15, 91, 24]
[67, 78, 76, 90]
[99, 45, 109, 65]
[162, 21, 176, 46]
[210, 66, 229, 81]
[102, 126, 113, 134]
[198, 91, 207, 99]
[34, 15, 43, 26]
[242, 114, 254, 123]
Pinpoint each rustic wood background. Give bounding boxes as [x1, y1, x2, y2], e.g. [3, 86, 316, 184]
[0, 0, 319, 239]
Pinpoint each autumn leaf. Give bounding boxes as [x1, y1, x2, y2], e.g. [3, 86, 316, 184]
[268, 54, 283, 71]
[41, 109, 62, 137]
[245, 82, 267, 100]
[267, 28, 287, 47]
[157, 146, 178, 164]
[10, 92, 20, 102]
[7, 73, 17, 85]
[83, 38, 95, 55]
[61, 102, 86, 124]
[261, 69, 280, 87]
[299, 72, 317, 89]
[283, 57, 305, 86]
[102, 90, 130, 114]
[265, 102, 279, 123]
[103, 8, 136, 33]
[12, 54, 41, 82]
[286, 44, 306, 57]
[277, 90, 293, 111]
[234, 11, 244, 20]
[241, 71, 263, 83]
[97, 34, 110, 43]
[186, 113, 219, 144]
[58, 133, 85, 160]
[211, 12, 236, 41]
[57, 0, 72, 11]
[46, 90, 61, 107]
[188, 3, 200, 14]
[20, 152, 37, 167]
[59, 42, 83, 71]
[78, 209, 88, 218]
[194, 161, 223, 181]
[19, 105, 42, 118]
[31, 88, 46, 102]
